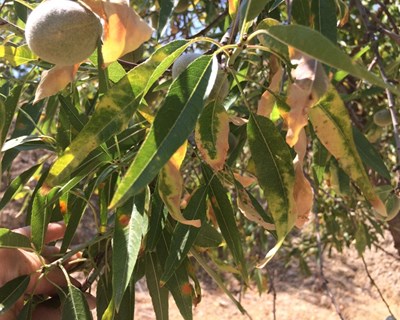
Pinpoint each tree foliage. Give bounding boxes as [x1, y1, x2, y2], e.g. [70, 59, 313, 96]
[0, 0, 399, 318]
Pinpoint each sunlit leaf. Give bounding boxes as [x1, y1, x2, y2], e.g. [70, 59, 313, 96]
[45, 40, 189, 187]
[247, 113, 296, 267]
[34, 64, 79, 103]
[158, 142, 201, 227]
[309, 86, 386, 216]
[83, 0, 154, 65]
[261, 25, 400, 94]
[110, 55, 216, 208]
[283, 50, 328, 147]
[0, 45, 37, 66]
[195, 103, 229, 171]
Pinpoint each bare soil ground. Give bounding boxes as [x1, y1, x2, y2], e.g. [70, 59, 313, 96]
[1, 152, 400, 320]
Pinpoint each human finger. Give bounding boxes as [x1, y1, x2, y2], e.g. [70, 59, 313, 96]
[12, 222, 66, 244]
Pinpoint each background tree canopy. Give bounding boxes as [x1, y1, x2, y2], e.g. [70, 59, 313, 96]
[0, 0, 399, 319]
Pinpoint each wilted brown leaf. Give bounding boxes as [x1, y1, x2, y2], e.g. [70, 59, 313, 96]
[34, 64, 79, 103]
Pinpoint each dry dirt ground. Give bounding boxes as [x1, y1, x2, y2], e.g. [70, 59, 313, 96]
[1, 152, 400, 320]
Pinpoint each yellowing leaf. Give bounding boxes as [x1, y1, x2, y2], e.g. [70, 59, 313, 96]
[283, 50, 329, 147]
[195, 104, 229, 171]
[84, 0, 154, 65]
[158, 142, 201, 227]
[293, 129, 313, 228]
[309, 86, 386, 216]
[34, 64, 79, 103]
[257, 57, 282, 118]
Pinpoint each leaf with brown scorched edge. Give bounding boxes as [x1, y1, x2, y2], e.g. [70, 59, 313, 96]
[33, 64, 79, 103]
[228, 0, 240, 20]
[0, 45, 37, 67]
[247, 113, 296, 267]
[160, 186, 207, 285]
[45, 40, 190, 187]
[261, 25, 400, 95]
[257, 57, 282, 117]
[110, 55, 216, 209]
[202, 164, 248, 280]
[309, 86, 386, 217]
[293, 129, 313, 228]
[282, 50, 329, 147]
[234, 180, 276, 231]
[83, 0, 154, 65]
[195, 102, 229, 171]
[158, 142, 201, 227]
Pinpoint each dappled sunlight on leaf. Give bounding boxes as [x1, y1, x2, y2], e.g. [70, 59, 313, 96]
[34, 64, 79, 103]
[158, 142, 201, 228]
[84, 0, 154, 65]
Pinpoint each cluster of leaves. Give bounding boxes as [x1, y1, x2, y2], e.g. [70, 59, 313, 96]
[0, 0, 399, 319]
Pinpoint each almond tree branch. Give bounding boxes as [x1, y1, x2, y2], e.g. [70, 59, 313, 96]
[354, 0, 400, 192]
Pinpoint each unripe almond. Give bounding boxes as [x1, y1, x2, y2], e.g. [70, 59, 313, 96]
[373, 109, 392, 127]
[25, 0, 102, 66]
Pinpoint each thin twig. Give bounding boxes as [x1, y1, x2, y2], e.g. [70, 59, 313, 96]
[267, 267, 277, 320]
[373, 243, 400, 262]
[360, 254, 396, 318]
[314, 209, 345, 320]
[188, 8, 228, 39]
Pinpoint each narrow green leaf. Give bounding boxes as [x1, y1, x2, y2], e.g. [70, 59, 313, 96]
[62, 285, 93, 320]
[1, 85, 22, 148]
[202, 165, 248, 279]
[110, 55, 216, 208]
[292, 0, 311, 26]
[0, 164, 41, 211]
[311, 0, 337, 43]
[0, 45, 37, 66]
[31, 186, 60, 253]
[145, 253, 169, 320]
[114, 276, 135, 320]
[0, 275, 30, 315]
[309, 86, 386, 215]
[190, 249, 249, 316]
[1, 101, 44, 172]
[46, 40, 190, 187]
[161, 187, 207, 284]
[353, 127, 391, 180]
[157, 232, 192, 320]
[146, 186, 167, 252]
[241, 0, 272, 25]
[0, 229, 31, 250]
[112, 192, 148, 311]
[194, 223, 223, 248]
[157, 0, 174, 38]
[247, 113, 296, 266]
[262, 25, 400, 94]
